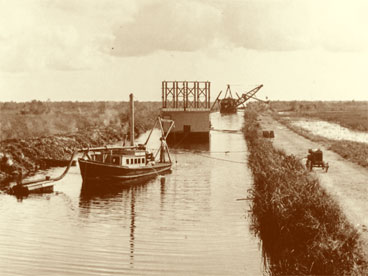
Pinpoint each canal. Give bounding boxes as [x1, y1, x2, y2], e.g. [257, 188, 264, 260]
[0, 111, 265, 275]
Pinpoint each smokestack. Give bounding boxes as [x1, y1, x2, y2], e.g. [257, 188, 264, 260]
[130, 93, 134, 146]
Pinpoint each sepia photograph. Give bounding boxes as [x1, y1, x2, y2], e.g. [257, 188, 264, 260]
[0, 0, 367, 275]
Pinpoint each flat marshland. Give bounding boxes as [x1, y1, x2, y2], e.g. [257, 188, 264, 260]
[269, 101, 368, 168]
[271, 101, 368, 132]
[243, 109, 368, 275]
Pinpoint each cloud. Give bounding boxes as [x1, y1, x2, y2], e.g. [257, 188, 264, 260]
[221, 0, 368, 52]
[221, 0, 311, 51]
[109, 0, 222, 56]
[110, 0, 368, 55]
[0, 25, 107, 72]
[309, 0, 368, 52]
[0, 0, 134, 72]
[1, 0, 367, 73]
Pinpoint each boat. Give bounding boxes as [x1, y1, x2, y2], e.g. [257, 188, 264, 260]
[211, 84, 264, 114]
[78, 94, 175, 186]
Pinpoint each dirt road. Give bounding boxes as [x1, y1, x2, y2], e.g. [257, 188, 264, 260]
[259, 114, 368, 244]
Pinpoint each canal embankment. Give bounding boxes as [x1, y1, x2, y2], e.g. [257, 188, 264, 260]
[243, 109, 368, 275]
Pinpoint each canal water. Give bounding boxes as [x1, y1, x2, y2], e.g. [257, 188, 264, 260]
[292, 119, 368, 144]
[0, 112, 265, 276]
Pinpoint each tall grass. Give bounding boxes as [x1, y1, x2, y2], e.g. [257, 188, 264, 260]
[244, 110, 368, 275]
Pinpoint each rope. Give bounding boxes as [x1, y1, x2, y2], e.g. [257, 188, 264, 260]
[168, 132, 190, 164]
[147, 128, 248, 165]
[170, 148, 247, 154]
[191, 152, 247, 164]
[211, 129, 242, 134]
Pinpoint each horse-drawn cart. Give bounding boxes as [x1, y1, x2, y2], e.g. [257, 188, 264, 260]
[306, 149, 329, 172]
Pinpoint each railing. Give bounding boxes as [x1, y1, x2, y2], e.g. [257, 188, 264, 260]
[162, 81, 211, 110]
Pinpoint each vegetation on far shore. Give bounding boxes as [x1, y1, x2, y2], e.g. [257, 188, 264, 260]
[0, 100, 160, 141]
[243, 108, 368, 275]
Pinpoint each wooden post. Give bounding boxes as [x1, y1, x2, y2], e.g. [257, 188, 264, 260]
[195, 81, 198, 108]
[130, 93, 134, 146]
[184, 81, 187, 111]
[175, 81, 178, 108]
[162, 81, 165, 108]
[207, 81, 211, 108]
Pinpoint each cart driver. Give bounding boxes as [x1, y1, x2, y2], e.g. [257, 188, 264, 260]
[307, 149, 313, 163]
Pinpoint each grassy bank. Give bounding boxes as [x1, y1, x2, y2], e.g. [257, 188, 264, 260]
[273, 114, 368, 168]
[243, 109, 368, 275]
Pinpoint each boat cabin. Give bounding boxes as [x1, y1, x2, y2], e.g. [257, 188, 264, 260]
[84, 147, 156, 168]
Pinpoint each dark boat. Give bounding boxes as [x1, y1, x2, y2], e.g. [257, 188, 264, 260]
[211, 84, 264, 114]
[78, 145, 172, 183]
[78, 94, 175, 187]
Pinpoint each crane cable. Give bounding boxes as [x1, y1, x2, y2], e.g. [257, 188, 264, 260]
[190, 152, 247, 164]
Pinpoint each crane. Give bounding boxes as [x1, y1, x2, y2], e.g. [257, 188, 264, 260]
[211, 84, 266, 113]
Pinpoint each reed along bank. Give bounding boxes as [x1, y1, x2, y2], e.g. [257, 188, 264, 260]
[243, 109, 368, 275]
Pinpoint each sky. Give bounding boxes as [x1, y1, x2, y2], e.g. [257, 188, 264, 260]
[0, 0, 368, 102]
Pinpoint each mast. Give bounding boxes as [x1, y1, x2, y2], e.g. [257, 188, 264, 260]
[130, 93, 134, 146]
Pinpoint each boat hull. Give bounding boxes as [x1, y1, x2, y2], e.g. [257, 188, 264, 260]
[78, 158, 172, 186]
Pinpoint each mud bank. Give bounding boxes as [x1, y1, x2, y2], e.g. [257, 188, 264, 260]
[243, 110, 368, 275]
[0, 127, 125, 184]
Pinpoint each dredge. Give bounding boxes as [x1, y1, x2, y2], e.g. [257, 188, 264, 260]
[211, 84, 266, 114]
[161, 81, 211, 144]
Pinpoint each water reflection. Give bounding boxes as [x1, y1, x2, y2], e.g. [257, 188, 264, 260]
[78, 177, 159, 269]
[170, 140, 210, 151]
[160, 178, 165, 210]
[129, 187, 136, 267]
